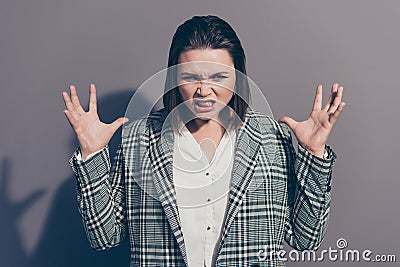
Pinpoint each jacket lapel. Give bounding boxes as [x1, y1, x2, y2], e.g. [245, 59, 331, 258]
[214, 110, 263, 255]
[148, 108, 262, 266]
[148, 110, 189, 267]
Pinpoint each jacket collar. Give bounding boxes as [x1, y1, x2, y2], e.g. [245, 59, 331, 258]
[148, 108, 262, 266]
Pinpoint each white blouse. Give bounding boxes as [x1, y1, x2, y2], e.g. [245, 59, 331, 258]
[173, 123, 236, 267]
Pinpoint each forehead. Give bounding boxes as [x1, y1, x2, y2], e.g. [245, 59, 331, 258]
[178, 49, 234, 74]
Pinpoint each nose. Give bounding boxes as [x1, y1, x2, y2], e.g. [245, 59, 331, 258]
[196, 81, 212, 97]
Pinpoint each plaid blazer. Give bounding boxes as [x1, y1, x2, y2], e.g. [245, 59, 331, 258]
[69, 107, 337, 267]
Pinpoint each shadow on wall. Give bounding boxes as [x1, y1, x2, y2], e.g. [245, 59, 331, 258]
[0, 159, 45, 267]
[1, 88, 154, 267]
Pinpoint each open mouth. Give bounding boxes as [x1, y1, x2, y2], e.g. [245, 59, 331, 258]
[193, 99, 216, 111]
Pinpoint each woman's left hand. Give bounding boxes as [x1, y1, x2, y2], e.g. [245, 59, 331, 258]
[278, 83, 346, 158]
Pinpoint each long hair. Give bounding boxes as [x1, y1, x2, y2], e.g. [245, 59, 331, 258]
[162, 15, 250, 133]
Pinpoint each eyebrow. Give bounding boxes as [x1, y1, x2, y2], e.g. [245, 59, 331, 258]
[179, 71, 230, 77]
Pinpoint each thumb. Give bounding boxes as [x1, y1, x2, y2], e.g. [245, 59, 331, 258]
[110, 117, 129, 132]
[278, 116, 297, 130]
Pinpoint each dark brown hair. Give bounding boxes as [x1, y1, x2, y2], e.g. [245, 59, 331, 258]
[162, 15, 250, 132]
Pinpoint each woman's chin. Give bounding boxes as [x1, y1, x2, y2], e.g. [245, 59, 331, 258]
[192, 109, 220, 120]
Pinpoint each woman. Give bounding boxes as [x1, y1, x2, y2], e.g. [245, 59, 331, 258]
[63, 15, 345, 267]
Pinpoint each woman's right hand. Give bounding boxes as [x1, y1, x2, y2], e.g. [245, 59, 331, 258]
[62, 84, 129, 160]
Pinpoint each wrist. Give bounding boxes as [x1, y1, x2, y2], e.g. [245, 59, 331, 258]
[303, 144, 325, 159]
[80, 150, 90, 161]
[80, 148, 99, 160]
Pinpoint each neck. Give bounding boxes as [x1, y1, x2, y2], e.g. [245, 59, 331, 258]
[186, 118, 224, 135]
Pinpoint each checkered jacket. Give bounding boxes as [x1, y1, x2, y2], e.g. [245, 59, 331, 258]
[69, 107, 337, 267]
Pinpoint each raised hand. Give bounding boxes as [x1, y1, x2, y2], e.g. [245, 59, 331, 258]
[62, 84, 129, 160]
[278, 83, 346, 158]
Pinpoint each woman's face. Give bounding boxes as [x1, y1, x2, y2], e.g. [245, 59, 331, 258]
[177, 48, 236, 121]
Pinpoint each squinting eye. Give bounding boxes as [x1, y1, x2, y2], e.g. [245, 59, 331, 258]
[211, 75, 228, 80]
[181, 76, 200, 82]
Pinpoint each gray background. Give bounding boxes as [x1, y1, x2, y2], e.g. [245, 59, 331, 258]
[1, 0, 399, 266]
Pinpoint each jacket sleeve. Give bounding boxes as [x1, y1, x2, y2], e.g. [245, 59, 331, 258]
[68, 143, 128, 250]
[279, 122, 337, 251]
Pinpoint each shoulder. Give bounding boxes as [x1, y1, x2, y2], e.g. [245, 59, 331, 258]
[121, 108, 168, 140]
[245, 108, 291, 138]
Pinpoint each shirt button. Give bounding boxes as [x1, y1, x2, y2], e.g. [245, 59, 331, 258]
[207, 226, 211, 230]
[205, 172, 210, 176]
[207, 198, 211, 202]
